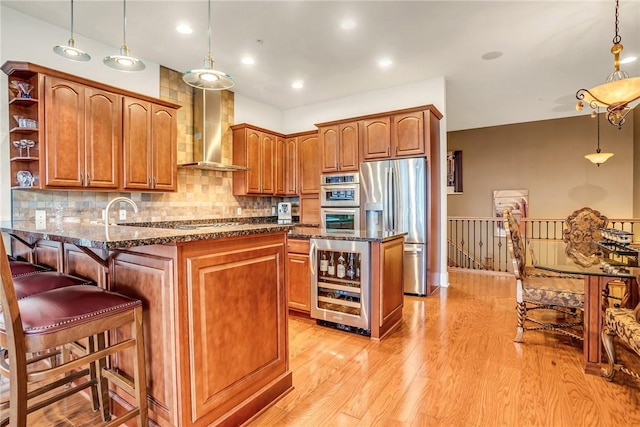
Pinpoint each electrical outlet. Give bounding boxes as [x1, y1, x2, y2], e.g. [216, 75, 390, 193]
[119, 209, 127, 220]
[102, 209, 106, 221]
[236, 207, 242, 216]
[35, 210, 46, 229]
[271, 206, 276, 215]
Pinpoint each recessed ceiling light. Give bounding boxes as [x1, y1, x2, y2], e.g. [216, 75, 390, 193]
[481, 51, 503, 60]
[176, 24, 193, 34]
[292, 81, 304, 89]
[379, 58, 393, 68]
[341, 19, 356, 30]
[621, 56, 637, 64]
[242, 57, 255, 65]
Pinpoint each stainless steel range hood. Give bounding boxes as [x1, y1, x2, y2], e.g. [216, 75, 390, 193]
[179, 89, 248, 171]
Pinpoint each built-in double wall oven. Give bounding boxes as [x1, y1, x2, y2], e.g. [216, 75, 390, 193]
[319, 173, 360, 231]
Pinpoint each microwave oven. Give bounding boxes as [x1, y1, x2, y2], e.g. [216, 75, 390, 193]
[320, 173, 360, 207]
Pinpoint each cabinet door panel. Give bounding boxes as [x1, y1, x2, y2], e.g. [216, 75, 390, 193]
[85, 88, 120, 188]
[299, 135, 319, 194]
[44, 76, 85, 187]
[151, 105, 177, 191]
[339, 121, 359, 171]
[123, 97, 152, 189]
[287, 252, 311, 313]
[319, 126, 339, 173]
[246, 129, 262, 193]
[392, 112, 425, 157]
[362, 117, 391, 160]
[285, 138, 297, 195]
[275, 137, 286, 195]
[261, 133, 275, 194]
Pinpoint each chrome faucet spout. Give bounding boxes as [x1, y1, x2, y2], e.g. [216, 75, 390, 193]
[104, 197, 138, 233]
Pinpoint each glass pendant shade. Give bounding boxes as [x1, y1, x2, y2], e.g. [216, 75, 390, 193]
[103, 0, 145, 72]
[53, 0, 90, 62]
[183, 56, 233, 90]
[585, 151, 614, 166]
[182, 0, 234, 90]
[576, 0, 640, 129]
[104, 45, 145, 71]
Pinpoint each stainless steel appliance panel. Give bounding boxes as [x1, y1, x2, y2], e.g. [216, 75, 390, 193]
[309, 238, 370, 331]
[320, 207, 361, 231]
[394, 158, 427, 244]
[319, 183, 360, 207]
[360, 157, 429, 295]
[403, 243, 426, 296]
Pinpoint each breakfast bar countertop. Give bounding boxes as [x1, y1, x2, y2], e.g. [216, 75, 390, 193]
[0, 220, 292, 250]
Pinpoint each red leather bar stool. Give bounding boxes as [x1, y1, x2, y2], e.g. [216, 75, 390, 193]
[0, 235, 148, 426]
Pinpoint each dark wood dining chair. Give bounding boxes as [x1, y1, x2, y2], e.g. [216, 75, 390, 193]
[503, 209, 585, 343]
[0, 233, 148, 426]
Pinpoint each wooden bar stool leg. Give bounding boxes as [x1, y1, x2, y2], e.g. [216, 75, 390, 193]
[86, 337, 100, 412]
[133, 306, 148, 426]
[95, 332, 112, 422]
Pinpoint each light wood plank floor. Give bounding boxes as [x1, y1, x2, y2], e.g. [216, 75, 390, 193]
[6, 269, 640, 426]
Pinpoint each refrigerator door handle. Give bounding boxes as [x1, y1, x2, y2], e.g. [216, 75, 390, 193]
[391, 166, 397, 231]
[384, 167, 391, 231]
[404, 246, 423, 253]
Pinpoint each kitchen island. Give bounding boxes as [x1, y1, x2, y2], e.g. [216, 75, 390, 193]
[0, 220, 407, 425]
[1, 220, 292, 427]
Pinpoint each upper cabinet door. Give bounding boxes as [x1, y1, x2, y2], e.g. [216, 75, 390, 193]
[245, 128, 262, 194]
[44, 76, 85, 188]
[285, 137, 298, 195]
[85, 88, 121, 189]
[361, 117, 391, 160]
[338, 121, 359, 171]
[392, 111, 425, 157]
[275, 136, 287, 195]
[123, 97, 152, 190]
[261, 133, 275, 194]
[319, 126, 339, 173]
[299, 134, 319, 195]
[151, 105, 177, 191]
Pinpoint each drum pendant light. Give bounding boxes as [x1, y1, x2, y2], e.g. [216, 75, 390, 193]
[182, 0, 234, 90]
[104, 0, 145, 71]
[53, 0, 91, 62]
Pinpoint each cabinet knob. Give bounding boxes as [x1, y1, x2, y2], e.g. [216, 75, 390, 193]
[86, 173, 91, 186]
[80, 173, 84, 186]
[152, 177, 157, 189]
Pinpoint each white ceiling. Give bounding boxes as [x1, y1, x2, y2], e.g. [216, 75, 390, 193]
[2, 0, 640, 131]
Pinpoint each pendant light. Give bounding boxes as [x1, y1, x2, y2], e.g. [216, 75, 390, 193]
[104, 0, 145, 71]
[585, 110, 614, 167]
[53, 0, 91, 62]
[576, 0, 640, 129]
[182, 0, 234, 90]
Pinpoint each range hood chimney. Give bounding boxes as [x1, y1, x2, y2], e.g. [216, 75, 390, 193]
[178, 90, 248, 171]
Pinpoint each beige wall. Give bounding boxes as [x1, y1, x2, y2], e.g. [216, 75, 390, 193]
[447, 113, 635, 219]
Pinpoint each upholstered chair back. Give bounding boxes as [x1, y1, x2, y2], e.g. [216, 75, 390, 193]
[563, 207, 608, 267]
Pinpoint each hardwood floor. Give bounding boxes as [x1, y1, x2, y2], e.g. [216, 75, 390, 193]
[5, 269, 640, 426]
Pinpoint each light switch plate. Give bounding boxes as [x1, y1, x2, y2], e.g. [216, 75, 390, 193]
[119, 209, 127, 220]
[35, 210, 46, 229]
[236, 207, 242, 216]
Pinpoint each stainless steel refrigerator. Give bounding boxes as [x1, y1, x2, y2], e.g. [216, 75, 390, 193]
[360, 158, 428, 295]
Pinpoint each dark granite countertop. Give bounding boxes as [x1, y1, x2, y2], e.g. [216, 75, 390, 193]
[288, 226, 407, 242]
[0, 220, 405, 250]
[0, 220, 292, 250]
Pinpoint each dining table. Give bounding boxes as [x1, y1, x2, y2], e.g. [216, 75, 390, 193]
[528, 239, 639, 375]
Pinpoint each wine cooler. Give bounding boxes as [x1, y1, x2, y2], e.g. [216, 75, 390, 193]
[309, 238, 370, 333]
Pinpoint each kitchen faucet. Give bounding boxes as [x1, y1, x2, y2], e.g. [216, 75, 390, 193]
[104, 197, 138, 233]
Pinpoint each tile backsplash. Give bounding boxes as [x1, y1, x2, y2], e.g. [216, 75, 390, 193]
[11, 67, 291, 223]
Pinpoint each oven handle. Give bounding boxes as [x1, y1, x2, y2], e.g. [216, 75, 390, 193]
[309, 240, 317, 275]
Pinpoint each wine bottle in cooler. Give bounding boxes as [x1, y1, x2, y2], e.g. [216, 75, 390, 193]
[328, 252, 335, 276]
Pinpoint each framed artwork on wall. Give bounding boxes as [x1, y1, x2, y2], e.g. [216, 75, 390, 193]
[447, 150, 463, 194]
[493, 189, 529, 236]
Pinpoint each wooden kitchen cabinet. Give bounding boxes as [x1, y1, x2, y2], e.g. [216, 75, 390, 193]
[44, 76, 121, 189]
[123, 98, 177, 191]
[275, 135, 297, 196]
[2, 61, 180, 192]
[318, 121, 359, 173]
[298, 131, 320, 195]
[361, 108, 442, 160]
[232, 124, 277, 195]
[370, 236, 405, 340]
[287, 238, 311, 313]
